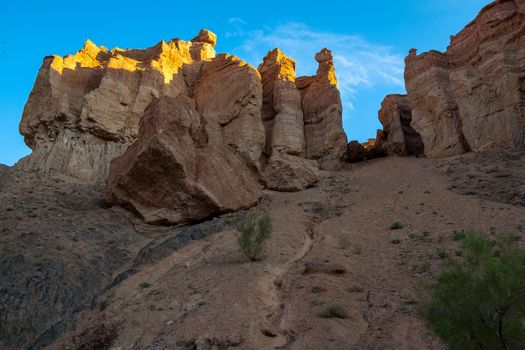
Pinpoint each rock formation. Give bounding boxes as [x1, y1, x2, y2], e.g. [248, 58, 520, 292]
[345, 141, 367, 163]
[297, 49, 348, 170]
[345, 138, 386, 163]
[193, 54, 265, 170]
[263, 153, 319, 192]
[258, 48, 305, 156]
[18, 30, 349, 224]
[404, 0, 525, 157]
[18, 31, 216, 182]
[106, 96, 262, 225]
[258, 49, 319, 191]
[376, 94, 424, 156]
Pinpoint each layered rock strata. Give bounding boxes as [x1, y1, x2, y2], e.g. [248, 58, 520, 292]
[18, 30, 349, 224]
[19, 32, 216, 182]
[297, 49, 348, 170]
[258, 49, 319, 190]
[404, 0, 525, 157]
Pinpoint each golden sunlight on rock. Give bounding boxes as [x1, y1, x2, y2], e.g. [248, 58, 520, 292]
[19, 30, 218, 182]
[315, 48, 338, 87]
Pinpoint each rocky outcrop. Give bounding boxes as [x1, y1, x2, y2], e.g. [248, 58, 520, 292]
[193, 54, 265, 169]
[404, 0, 525, 157]
[18, 31, 350, 224]
[297, 49, 348, 170]
[377, 94, 424, 156]
[345, 138, 386, 163]
[258, 48, 305, 156]
[263, 153, 319, 192]
[258, 49, 319, 191]
[18, 32, 216, 182]
[345, 141, 367, 163]
[106, 96, 262, 225]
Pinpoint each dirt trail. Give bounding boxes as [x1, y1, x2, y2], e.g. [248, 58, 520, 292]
[46, 155, 525, 350]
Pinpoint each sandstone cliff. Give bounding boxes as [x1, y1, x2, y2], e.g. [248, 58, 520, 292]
[106, 96, 262, 225]
[404, 0, 525, 157]
[297, 49, 348, 170]
[258, 49, 320, 191]
[376, 94, 424, 157]
[18, 31, 348, 224]
[18, 32, 217, 182]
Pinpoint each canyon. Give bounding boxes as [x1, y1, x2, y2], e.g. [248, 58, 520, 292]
[1, 0, 524, 349]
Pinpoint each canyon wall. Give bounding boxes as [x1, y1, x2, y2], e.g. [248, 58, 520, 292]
[403, 0, 525, 158]
[18, 30, 347, 224]
[18, 31, 217, 182]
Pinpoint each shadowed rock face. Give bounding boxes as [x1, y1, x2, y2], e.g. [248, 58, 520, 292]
[258, 49, 319, 191]
[297, 49, 348, 170]
[404, 0, 525, 157]
[377, 94, 424, 157]
[106, 96, 262, 225]
[193, 54, 265, 170]
[0, 169, 149, 350]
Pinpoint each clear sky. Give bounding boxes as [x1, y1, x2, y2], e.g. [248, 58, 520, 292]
[0, 0, 491, 166]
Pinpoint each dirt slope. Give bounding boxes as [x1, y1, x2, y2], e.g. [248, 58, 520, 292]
[43, 154, 525, 350]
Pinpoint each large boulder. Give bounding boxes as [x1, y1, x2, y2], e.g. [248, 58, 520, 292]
[404, 0, 525, 157]
[106, 96, 262, 225]
[345, 141, 367, 163]
[264, 153, 319, 192]
[18, 31, 216, 182]
[297, 49, 348, 170]
[377, 94, 424, 156]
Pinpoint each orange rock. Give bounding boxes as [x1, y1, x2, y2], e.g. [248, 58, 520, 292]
[106, 96, 262, 225]
[258, 48, 305, 156]
[18, 31, 216, 182]
[404, 0, 525, 157]
[297, 49, 347, 170]
[193, 54, 265, 169]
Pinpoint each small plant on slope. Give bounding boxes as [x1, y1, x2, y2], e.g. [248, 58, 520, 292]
[235, 213, 272, 261]
[318, 302, 349, 319]
[421, 232, 525, 350]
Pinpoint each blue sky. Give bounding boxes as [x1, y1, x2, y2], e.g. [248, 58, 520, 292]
[0, 0, 491, 166]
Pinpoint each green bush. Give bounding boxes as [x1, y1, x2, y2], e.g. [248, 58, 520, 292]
[139, 282, 151, 289]
[318, 302, 349, 319]
[390, 235, 401, 244]
[422, 232, 525, 349]
[390, 220, 406, 230]
[235, 213, 272, 261]
[452, 230, 466, 241]
[339, 237, 350, 249]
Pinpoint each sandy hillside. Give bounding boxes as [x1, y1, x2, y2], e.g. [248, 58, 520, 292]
[40, 154, 525, 350]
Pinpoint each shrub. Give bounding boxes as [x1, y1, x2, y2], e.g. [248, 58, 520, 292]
[235, 213, 272, 261]
[390, 220, 406, 230]
[339, 237, 350, 249]
[390, 235, 401, 244]
[421, 232, 525, 349]
[452, 230, 466, 241]
[139, 282, 151, 289]
[311, 286, 326, 294]
[318, 303, 349, 319]
[437, 249, 449, 259]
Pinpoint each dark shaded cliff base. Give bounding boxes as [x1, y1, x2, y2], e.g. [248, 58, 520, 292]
[0, 167, 240, 349]
[2, 155, 523, 349]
